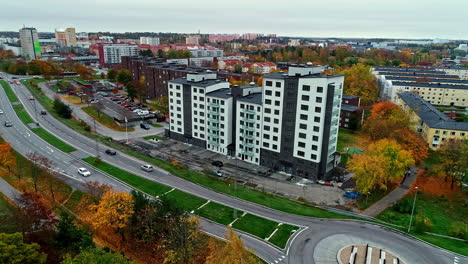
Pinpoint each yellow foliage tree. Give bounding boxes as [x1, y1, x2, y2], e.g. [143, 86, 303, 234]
[205, 228, 260, 264]
[91, 190, 134, 240]
[335, 63, 378, 106]
[0, 142, 16, 174]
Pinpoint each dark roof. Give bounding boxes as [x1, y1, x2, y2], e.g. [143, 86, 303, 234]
[398, 92, 468, 131]
[206, 88, 232, 99]
[377, 72, 460, 79]
[238, 93, 262, 105]
[374, 66, 445, 74]
[341, 104, 360, 112]
[169, 78, 224, 87]
[383, 76, 468, 85]
[264, 72, 343, 79]
[342, 94, 359, 100]
[391, 81, 468, 90]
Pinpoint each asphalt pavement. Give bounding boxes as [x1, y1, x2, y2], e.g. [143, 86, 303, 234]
[0, 72, 466, 264]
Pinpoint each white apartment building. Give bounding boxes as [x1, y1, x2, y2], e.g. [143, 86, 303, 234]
[100, 44, 138, 65]
[189, 49, 223, 58]
[19, 27, 41, 61]
[167, 65, 344, 180]
[140, 37, 160, 46]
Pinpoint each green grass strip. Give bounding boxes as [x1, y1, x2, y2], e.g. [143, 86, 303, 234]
[232, 213, 279, 239]
[0, 80, 19, 102]
[31, 127, 76, 152]
[268, 224, 299, 249]
[12, 104, 35, 124]
[163, 189, 206, 212]
[195, 202, 243, 226]
[82, 157, 171, 196]
[413, 232, 468, 256]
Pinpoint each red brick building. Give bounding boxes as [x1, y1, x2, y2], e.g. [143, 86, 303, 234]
[340, 95, 364, 130]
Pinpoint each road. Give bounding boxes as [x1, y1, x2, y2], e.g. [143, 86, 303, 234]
[1, 73, 466, 264]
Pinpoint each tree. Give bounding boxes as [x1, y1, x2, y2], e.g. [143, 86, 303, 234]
[433, 139, 468, 189]
[0, 233, 46, 264]
[61, 248, 134, 264]
[54, 212, 94, 256]
[362, 102, 410, 140]
[125, 81, 138, 100]
[390, 128, 429, 164]
[14, 192, 57, 235]
[83, 181, 111, 205]
[335, 63, 378, 106]
[75, 65, 95, 80]
[162, 216, 203, 264]
[53, 98, 73, 119]
[107, 69, 118, 82]
[134, 76, 147, 102]
[26, 152, 54, 193]
[205, 228, 260, 264]
[0, 142, 16, 175]
[139, 49, 154, 57]
[91, 190, 134, 241]
[348, 154, 387, 194]
[116, 70, 132, 85]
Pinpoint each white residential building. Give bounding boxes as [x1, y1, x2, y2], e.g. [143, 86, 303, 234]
[19, 27, 41, 61]
[140, 37, 160, 46]
[99, 44, 138, 66]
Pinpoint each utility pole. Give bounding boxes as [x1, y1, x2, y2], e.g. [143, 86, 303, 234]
[408, 187, 419, 233]
[233, 156, 238, 219]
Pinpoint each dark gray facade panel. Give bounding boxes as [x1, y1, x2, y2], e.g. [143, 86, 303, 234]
[168, 131, 206, 149]
[259, 149, 320, 180]
[317, 84, 335, 178]
[182, 84, 193, 137]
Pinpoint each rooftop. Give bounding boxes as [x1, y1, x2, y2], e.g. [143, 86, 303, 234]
[169, 78, 225, 87]
[377, 71, 460, 79]
[384, 76, 468, 85]
[398, 92, 468, 131]
[341, 104, 361, 112]
[206, 88, 232, 99]
[264, 71, 342, 79]
[391, 81, 468, 90]
[342, 94, 360, 100]
[238, 92, 262, 105]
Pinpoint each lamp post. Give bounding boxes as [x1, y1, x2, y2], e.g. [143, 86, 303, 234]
[233, 156, 238, 219]
[407, 187, 419, 233]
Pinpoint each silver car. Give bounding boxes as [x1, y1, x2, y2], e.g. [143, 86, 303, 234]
[140, 164, 153, 172]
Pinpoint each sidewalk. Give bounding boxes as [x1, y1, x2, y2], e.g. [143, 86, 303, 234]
[37, 82, 165, 140]
[363, 165, 417, 217]
[0, 177, 21, 204]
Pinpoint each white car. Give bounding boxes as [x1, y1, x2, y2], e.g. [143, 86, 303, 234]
[0, 109, 3, 114]
[140, 164, 153, 172]
[78, 167, 91, 177]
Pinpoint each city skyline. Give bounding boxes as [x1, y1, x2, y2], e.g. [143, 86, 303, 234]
[1, 0, 468, 40]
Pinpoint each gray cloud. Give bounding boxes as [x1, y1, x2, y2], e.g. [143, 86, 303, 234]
[1, 0, 467, 39]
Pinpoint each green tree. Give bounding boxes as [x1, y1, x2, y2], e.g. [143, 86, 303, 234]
[433, 139, 468, 189]
[54, 212, 94, 256]
[0, 233, 46, 264]
[53, 98, 73, 119]
[116, 70, 132, 86]
[139, 49, 154, 57]
[61, 248, 134, 264]
[107, 69, 118, 81]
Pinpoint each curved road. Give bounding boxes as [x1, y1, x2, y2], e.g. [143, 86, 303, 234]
[0, 73, 466, 264]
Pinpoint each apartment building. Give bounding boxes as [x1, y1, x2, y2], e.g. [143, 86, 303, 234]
[98, 44, 138, 66]
[390, 82, 468, 107]
[340, 95, 364, 130]
[167, 65, 344, 180]
[55, 28, 77, 47]
[186, 36, 200, 45]
[140, 37, 160, 46]
[189, 49, 223, 58]
[19, 27, 40, 61]
[397, 92, 468, 149]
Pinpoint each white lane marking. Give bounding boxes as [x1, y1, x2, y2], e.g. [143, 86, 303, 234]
[197, 200, 211, 210]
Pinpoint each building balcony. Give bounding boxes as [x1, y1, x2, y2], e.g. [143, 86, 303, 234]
[241, 108, 255, 115]
[241, 117, 255, 123]
[208, 110, 220, 116]
[208, 140, 220, 147]
[240, 141, 255, 148]
[209, 102, 220, 108]
[208, 117, 220, 123]
[240, 150, 254, 157]
[241, 133, 254, 140]
[208, 125, 220, 131]
[241, 125, 255, 132]
[209, 134, 220, 139]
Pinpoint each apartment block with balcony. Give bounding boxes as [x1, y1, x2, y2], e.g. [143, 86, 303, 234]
[236, 93, 263, 165]
[206, 89, 233, 155]
[397, 92, 468, 149]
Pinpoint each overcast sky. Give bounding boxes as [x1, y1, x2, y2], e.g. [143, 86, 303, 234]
[2, 0, 467, 39]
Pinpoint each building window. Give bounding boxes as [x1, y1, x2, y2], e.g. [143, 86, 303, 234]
[297, 151, 305, 157]
[265, 99, 272, 105]
[312, 136, 318, 141]
[461, 133, 465, 136]
[264, 125, 270, 131]
[311, 154, 317, 160]
[311, 145, 318, 151]
[263, 142, 269, 148]
[266, 90, 272, 96]
[313, 126, 319, 132]
[442, 131, 447, 135]
[273, 119, 279, 124]
[317, 86, 323, 93]
[299, 123, 307, 129]
[303, 85, 310, 91]
[300, 114, 307, 120]
[298, 142, 306, 148]
[276, 82, 281, 88]
[314, 116, 320, 122]
[275, 101, 280, 106]
[266, 81, 273, 86]
[263, 134, 270, 139]
[315, 107, 321, 113]
[450, 132, 456, 136]
[264, 108, 271, 114]
[316, 97, 322, 103]
[274, 109, 279, 115]
[299, 133, 306, 139]
[264, 117, 271, 122]
[273, 127, 278, 133]
[302, 95, 310, 101]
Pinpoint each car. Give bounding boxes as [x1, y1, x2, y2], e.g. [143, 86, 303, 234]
[40, 111, 47, 115]
[78, 168, 91, 177]
[211, 160, 224, 167]
[4, 121, 12, 127]
[140, 164, 153, 172]
[140, 123, 150, 130]
[0, 109, 3, 114]
[211, 170, 224, 177]
[105, 149, 117, 155]
[120, 103, 128, 106]
[11, 77, 17, 79]
[29, 96, 35, 100]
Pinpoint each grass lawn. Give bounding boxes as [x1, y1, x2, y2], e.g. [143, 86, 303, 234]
[64, 190, 85, 211]
[0, 193, 17, 233]
[337, 128, 360, 152]
[82, 106, 134, 132]
[378, 193, 468, 237]
[421, 150, 442, 171]
[195, 202, 243, 225]
[82, 157, 171, 196]
[232, 214, 279, 239]
[31, 127, 76, 152]
[62, 95, 86, 105]
[150, 123, 163, 128]
[12, 104, 35, 124]
[268, 224, 299, 249]
[143, 135, 167, 141]
[163, 189, 207, 212]
[0, 80, 19, 102]
[413, 232, 468, 256]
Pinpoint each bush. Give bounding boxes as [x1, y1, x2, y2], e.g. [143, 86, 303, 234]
[448, 222, 468, 240]
[413, 216, 433, 234]
[393, 198, 413, 214]
[53, 99, 72, 119]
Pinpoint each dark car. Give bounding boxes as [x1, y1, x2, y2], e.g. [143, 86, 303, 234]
[211, 160, 224, 167]
[105, 149, 116, 155]
[4, 121, 12, 127]
[40, 110, 47, 115]
[140, 123, 150, 130]
[11, 77, 18, 79]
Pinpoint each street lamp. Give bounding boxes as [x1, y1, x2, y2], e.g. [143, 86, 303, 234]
[407, 187, 419, 233]
[233, 156, 238, 219]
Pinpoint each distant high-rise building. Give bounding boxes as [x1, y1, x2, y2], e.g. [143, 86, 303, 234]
[19, 27, 41, 61]
[186, 35, 200, 45]
[98, 44, 138, 66]
[55, 28, 77, 47]
[139, 37, 160, 46]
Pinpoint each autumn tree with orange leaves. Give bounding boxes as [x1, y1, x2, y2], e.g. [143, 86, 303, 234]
[362, 101, 410, 140]
[390, 128, 429, 164]
[349, 139, 414, 193]
[0, 142, 16, 175]
[205, 228, 260, 264]
[335, 63, 378, 106]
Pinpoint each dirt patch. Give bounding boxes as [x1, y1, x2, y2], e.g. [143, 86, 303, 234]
[412, 172, 461, 198]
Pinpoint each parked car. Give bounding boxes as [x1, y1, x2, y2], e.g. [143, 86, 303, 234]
[29, 96, 35, 100]
[211, 170, 224, 177]
[211, 160, 224, 167]
[140, 164, 153, 172]
[4, 121, 12, 127]
[40, 111, 47, 115]
[0, 109, 3, 114]
[120, 103, 128, 106]
[78, 167, 91, 177]
[105, 149, 117, 155]
[140, 123, 150, 130]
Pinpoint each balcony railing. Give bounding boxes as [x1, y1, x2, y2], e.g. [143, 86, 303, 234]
[240, 141, 255, 148]
[208, 110, 219, 116]
[241, 108, 255, 115]
[208, 125, 220, 131]
[241, 117, 255, 123]
[240, 150, 254, 157]
[241, 133, 254, 140]
[208, 140, 219, 147]
[241, 125, 255, 132]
